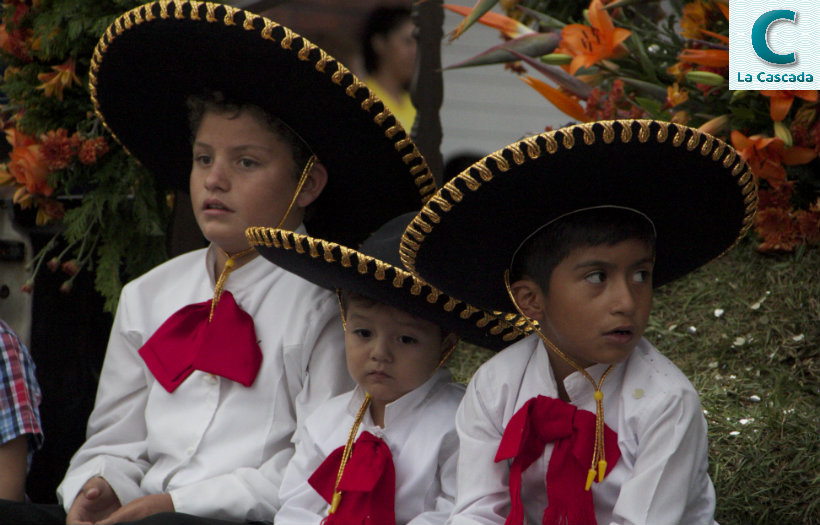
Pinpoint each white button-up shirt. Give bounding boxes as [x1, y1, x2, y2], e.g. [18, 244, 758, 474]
[277, 368, 464, 525]
[57, 238, 354, 522]
[448, 335, 717, 525]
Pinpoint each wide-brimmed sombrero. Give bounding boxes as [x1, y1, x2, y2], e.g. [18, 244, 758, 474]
[247, 213, 528, 351]
[401, 119, 757, 314]
[89, 1, 435, 247]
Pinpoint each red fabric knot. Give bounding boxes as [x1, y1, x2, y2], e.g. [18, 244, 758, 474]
[495, 395, 621, 525]
[138, 291, 262, 392]
[309, 430, 397, 525]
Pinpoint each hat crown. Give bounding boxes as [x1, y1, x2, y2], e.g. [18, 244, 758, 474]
[359, 213, 416, 268]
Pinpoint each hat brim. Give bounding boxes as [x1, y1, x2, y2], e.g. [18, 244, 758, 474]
[247, 227, 527, 351]
[90, 1, 434, 247]
[401, 119, 757, 313]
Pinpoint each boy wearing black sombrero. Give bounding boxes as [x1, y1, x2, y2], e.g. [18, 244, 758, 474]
[246, 213, 525, 525]
[0, 2, 436, 524]
[400, 120, 757, 525]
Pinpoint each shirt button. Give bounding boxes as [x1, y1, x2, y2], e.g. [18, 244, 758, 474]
[186, 446, 195, 455]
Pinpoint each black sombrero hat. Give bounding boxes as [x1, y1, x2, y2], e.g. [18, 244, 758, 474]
[247, 213, 528, 351]
[401, 119, 758, 314]
[89, 1, 435, 247]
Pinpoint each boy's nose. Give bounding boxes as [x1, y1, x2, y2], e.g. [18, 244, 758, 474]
[610, 277, 638, 315]
[369, 337, 393, 363]
[203, 160, 230, 191]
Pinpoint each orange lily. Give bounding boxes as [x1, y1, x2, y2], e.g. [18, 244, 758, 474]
[557, 0, 631, 75]
[36, 59, 81, 101]
[521, 75, 588, 122]
[731, 131, 817, 188]
[666, 83, 689, 107]
[759, 90, 819, 122]
[445, 2, 534, 40]
[677, 49, 729, 68]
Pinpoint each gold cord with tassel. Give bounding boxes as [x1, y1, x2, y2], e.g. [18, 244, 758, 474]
[504, 270, 613, 490]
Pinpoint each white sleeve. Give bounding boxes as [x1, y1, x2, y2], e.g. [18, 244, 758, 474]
[56, 289, 151, 510]
[447, 375, 511, 525]
[293, 304, 354, 426]
[609, 388, 717, 525]
[407, 425, 459, 525]
[274, 417, 328, 525]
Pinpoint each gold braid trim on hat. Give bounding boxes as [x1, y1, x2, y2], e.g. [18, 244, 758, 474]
[88, 1, 436, 205]
[245, 228, 529, 342]
[399, 120, 758, 282]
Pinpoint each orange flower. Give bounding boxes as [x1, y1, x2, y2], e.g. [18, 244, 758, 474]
[444, 4, 533, 39]
[36, 59, 81, 101]
[680, 0, 708, 39]
[731, 131, 817, 188]
[759, 90, 819, 122]
[79, 136, 110, 165]
[557, 0, 631, 75]
[666, 83, 689, 108]
[6, 131, 53, 196]
[521, 75, 588, 122]
[677, 49, 729, 68]
[41, 128, 81, 170]
[35, 197, 65, 226]
[754, 206, 802, 252]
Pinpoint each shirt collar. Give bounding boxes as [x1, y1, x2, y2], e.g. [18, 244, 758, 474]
[204, 223, 308, 287]
[346, 368, 453, 429]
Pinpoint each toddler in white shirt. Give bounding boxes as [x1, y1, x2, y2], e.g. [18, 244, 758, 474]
[249, 213, 525, 525]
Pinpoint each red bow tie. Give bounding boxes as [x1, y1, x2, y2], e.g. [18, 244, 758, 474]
[309, 430, 396, 525]
[138, 291, 262, 392]
[495, 395, 621, 525]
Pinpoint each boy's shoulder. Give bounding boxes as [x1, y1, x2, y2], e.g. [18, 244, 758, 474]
[622, 339, 699, 395]
[123, 247, 209, 293]
[471, 334, 541, 388]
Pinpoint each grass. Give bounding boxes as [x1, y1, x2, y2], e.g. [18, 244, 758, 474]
[448, 238, 819, 525]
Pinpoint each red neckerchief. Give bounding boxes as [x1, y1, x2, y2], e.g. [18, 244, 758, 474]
[309, 430, 396, 525]
[495, 395, 621, 525]
[138, 290, 262, 392]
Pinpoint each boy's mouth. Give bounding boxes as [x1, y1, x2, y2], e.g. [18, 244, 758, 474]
[203, 199, 232, 212]
[603, 326, 634, 343]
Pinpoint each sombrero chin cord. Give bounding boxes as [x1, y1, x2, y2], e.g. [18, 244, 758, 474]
[504, 270, 613, 491]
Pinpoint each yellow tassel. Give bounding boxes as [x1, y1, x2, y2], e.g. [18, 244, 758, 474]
[598, 459, 607, 482]
[585, 468, 596, 491]
[329, 491, 341, 514]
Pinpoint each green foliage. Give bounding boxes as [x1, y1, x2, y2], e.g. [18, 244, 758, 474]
[450, 240, 819, 524]
[1, 0, 171, 312]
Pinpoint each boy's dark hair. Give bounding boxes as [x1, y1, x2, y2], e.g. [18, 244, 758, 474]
[510, 207, 657, 294]
[360, 6, 412, 74]
[186, 91, 313, 178]
[339, 289, 447, 340]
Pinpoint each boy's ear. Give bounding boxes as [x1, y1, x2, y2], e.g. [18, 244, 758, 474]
[509, 279, 546, 323]
[296, 161, 328, 208]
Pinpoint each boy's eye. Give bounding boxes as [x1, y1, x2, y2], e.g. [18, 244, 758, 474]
[194, 154, 212, 166]
[238, 157, 259, 168]
[633, 269, 652, 283]
[584, 271, 606, 284]
[398, 335, 418, 345]
[351, 328, 372, 338]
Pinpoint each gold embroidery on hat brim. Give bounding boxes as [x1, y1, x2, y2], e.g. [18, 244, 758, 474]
[246, 227, 529, 343]
[399, 119, 758, 282]
[88, 0, 436, 203]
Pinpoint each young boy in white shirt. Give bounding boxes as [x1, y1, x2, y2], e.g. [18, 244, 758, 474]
[0, 2, 434, 524]
[400, 119, 758, 525]
[247, 213, 526, 525]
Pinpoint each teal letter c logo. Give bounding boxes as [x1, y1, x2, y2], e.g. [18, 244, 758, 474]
[751, 10, 797, 65]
